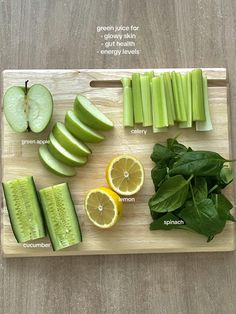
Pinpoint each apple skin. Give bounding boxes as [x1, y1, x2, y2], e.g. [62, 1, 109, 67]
[52, 122, 91, 157]
[65, 110, 105, 143]
[48, 133, 88, 167]
[73, 95, 114, 131]
[38, 145, 76, 177]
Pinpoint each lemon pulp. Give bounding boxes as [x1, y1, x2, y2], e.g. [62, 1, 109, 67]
[85, 187, 122, 228]
[106, 155, 144, 196]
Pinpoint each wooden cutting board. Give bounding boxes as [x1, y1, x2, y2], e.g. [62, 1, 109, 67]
[1, 68, 235, 257]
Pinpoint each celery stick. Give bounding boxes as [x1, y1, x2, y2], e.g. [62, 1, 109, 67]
[122, 77, 131, 88]
[160, 74, 169, 126]
[171, 72, 187, 122]
[149, 72, 154, 112]
[132, 73, 143, 123]
[162, 73, 174, 126]
[153, 126, 168, 133]
[171, 71, 180, 120]
[145, 70, 154, 115]
[144, 71, 154, 81]
[196, 75, 213, 131]
[140, 74, 152, 126]
[176, 72, 187, 122]
[152, 76, 168, 128]
[192, 69, 205, 121]
[179, 72, 192, 128]
[152, 77, 160, 128]
[121, 78, 134, 127]
[163, 72, 176, 121]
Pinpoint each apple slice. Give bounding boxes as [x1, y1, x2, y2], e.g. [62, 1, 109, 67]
[3, 82, 53, 133]
[65, 110, 104, 143]
[39, 145, 76, 177]
[48, 133, 87, 167]
[74, 95, 113, 131]
[52, 122, 91, 157]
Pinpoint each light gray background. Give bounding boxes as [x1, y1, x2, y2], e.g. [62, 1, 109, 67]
[0, 1, 235, 313]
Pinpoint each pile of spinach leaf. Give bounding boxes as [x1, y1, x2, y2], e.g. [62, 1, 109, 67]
[149, 137, 235, 242]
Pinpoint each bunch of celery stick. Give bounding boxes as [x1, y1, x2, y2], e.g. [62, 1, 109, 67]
[121, 69, 212, 132]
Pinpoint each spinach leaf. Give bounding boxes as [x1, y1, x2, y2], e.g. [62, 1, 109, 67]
[211, 193, 235, 221]
[167, 138, 188, 154]
[149, 138, 236, 241]
[228, 214, 236, 222]
[218, 167, 233, 188]
[151, 163, 167, 192]
[169, 151, 226, 177]
[192, 177, 208, 202]
[179, 198, 226, 241]
[151, 144, 175, 163]
[205, 176, 218, 190]
[150, 211, 166, 220]
[149, 175, 190, 213]
[150, 213, 185, 230]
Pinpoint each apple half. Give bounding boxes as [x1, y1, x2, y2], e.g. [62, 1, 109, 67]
[3, 81, 53, 133]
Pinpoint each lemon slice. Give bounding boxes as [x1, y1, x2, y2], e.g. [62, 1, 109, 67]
[106, 155, 145, 195]
[85, 187, 122, 228]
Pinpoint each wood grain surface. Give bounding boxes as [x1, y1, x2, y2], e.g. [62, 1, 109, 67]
[1, 68, 235, 257]
[0, 1, 236, 313]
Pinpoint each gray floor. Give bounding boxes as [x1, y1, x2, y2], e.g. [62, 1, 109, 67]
[0, 1, 235, 313]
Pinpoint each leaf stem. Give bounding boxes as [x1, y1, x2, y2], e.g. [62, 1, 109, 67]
[189, 182, 198, 212]
[215, 194, 218, 209]
[187, 174, 194, 182]
[226, 159, 236, 162]
[208, 184, 218, 194]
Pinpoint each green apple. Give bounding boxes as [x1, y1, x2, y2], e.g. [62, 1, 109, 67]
[52, 122, 91, 157]
[74, 95, 113, 131]
[48, 133, 87, 167]
[39, 145, 76, 177]
[65, 110, 104, 143]
[3, 81, 53, 133]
